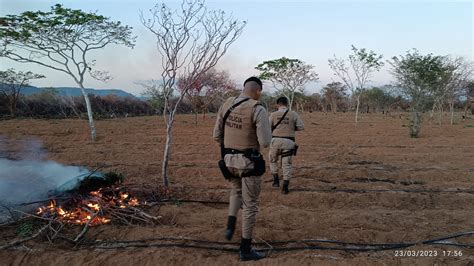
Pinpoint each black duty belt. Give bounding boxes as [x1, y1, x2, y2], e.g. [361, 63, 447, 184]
[223, 148, 256, 156]
[272, 136, 295, 142]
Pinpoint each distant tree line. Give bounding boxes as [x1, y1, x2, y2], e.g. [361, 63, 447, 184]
[255, 49, 473, 138]
[0, 89, 153, 119]
[0, 70, 469, 121]
[0, 85, 232, 119]
[260, 85, 413, 114]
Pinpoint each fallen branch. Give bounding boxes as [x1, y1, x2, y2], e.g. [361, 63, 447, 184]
[128, 206, 161, 221]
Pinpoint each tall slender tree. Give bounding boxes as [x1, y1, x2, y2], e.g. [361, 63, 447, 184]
[256, 57, 318, 110]
[328, 45, 384, 125]
[0, 4, 136, 140]
[141, 0, 245, 187]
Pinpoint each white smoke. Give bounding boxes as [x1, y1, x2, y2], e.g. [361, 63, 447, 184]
[0, 158, 91, 204]
[0, 136, 93, 223]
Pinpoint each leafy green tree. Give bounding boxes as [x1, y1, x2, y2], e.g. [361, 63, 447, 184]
[328, 45, 384, 125]
[0, 68, 44, 117]
[256, 57, 318, 110]
[0, 4, 136, 140]
[389, 49, 452, 137]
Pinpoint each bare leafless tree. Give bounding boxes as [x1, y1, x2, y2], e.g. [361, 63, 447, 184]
[464, 82, 474, 117]
[444, 57, 473, 125]
[141, 0, 245, 187]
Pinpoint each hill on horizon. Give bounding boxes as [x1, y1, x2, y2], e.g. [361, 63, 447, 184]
[2, 84, 138, 98]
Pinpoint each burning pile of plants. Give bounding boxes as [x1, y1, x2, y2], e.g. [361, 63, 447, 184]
[36, 188, 143, 226]
[34, 172, 157, 226]
[0, 170, 163, 248]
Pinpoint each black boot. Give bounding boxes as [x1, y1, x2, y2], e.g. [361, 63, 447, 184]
[224, 216, 237, 240]
[239, 238, 265, 261]
[272, 174, 280, 187]
[282, 180, 289, 194]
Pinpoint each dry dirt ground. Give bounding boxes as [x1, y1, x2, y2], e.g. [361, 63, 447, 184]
[0, 112, 473, 265]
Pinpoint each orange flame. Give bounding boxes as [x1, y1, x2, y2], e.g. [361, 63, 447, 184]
[35, 189, 140, 226]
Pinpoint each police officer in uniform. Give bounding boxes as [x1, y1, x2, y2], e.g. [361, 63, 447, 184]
[213, 77, 271, 261]
[269, 96, 304, 194]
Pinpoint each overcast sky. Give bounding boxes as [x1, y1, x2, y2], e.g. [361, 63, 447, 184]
[0, 0, 472, 95]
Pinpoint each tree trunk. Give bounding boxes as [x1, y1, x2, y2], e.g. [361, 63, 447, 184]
[78, 83, 96, 141]
[160, 93, 186, 188]
[450, 102, 455, 125]
[161, 121, 173, 187]
[8, 106, 14, 117]
[463, 102, 469, 118]
[429, 103, 436, 125]
[289, 93, 294, 111]
[194, 112, 198, 125]
[8, 100, 16, 118]
[355, 95, 360, 126]
[438, 106, 442, 125]
[410, 111, 422, 138]
[162, 99, 168, 121]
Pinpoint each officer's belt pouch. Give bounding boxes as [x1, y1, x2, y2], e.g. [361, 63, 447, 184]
[242, 153, 266, 177]
[218, 159, 235, 180]
[219, 152, 266, 179]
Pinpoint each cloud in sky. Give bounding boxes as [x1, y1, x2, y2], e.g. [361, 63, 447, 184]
[0, 0, 472, 95]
